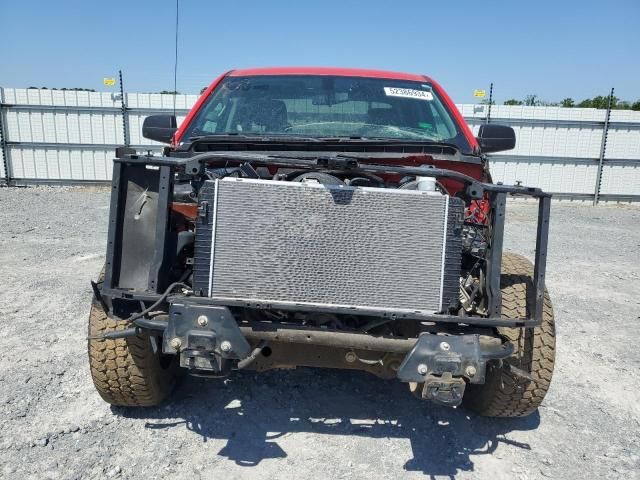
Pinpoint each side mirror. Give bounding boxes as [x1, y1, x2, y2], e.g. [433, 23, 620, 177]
[476, 124, 516, 153]
[142, 115, 177, 143]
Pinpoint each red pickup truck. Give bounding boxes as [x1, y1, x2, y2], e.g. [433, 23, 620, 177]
[88, 67, 555, 417]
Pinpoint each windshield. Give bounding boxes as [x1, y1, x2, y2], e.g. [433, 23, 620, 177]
[182, 75, 470, 151]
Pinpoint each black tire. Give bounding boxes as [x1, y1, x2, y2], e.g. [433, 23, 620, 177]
[463, 252, 556, 417]
[87, 270, 178, 407]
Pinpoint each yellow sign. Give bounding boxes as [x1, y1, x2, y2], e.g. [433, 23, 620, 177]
[103, 78, 116, 86]
[473, 89, 486, 98]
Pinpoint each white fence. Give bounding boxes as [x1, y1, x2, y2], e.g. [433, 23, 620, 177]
[1, 87, 639, 201]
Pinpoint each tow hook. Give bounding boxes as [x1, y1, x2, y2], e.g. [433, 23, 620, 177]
[419, 372, 467, 407]
[163, 303, 251, 373]
[397, 333, 514, 407]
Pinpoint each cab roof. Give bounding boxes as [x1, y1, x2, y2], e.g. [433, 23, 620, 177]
[229, 67, 432, 83]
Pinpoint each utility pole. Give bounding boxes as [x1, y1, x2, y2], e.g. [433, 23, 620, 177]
[119, 70, 130, 147]
[0, 87, 10, 186]
[487, 82, 494, 124]
[593, 87, 614, 205]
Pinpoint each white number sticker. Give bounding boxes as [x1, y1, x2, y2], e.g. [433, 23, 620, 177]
[384, 87, 433, 101]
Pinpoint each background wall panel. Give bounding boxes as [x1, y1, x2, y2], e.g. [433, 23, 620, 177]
[1, 88, 638, 200]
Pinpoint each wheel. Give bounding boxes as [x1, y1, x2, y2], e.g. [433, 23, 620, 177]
[87, 269, 178, 407]
[462, 252, 556, 417]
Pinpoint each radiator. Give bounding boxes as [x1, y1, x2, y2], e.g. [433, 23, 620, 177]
[193, 178, 464, 317]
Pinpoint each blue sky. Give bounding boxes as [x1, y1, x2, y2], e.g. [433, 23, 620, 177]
[1, 0, 638, 104]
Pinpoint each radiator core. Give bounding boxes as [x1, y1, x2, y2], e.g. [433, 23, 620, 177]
[193, 178, 463, 317]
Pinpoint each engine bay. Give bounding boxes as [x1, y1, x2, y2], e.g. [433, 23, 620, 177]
[101, 150, 549, 335]
[156, 162, 496, 339]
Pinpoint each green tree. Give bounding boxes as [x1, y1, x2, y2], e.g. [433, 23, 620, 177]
[592, 96, 609, 108]
[631, 101, 640, 111]
[524, 94, 538, 106]
[28, 86, 95, 92]
[504, 99, 523, 105]
[578, 95, 619, 109]
[578, 98, 593, 108]
[560, 98, 575, 107]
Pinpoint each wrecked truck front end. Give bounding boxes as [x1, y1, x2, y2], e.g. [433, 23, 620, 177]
[94, 148, 550, 408]
[88, 69, 555, 415]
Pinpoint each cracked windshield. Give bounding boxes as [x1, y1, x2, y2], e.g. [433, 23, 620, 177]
[183, 75, 468, 149]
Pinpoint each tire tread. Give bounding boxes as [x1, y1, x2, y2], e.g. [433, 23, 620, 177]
[463, 252, 556, 417]
[87, 272, 176, 407]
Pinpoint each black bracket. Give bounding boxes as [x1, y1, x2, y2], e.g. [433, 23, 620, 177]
[397, 333, 513, 386]
[163, 303, 251, 372]
[484, 191, 550, 324]
[316, 156, 359, 170]
[486, 191, 506, 318]
[90, 280, 110, 313]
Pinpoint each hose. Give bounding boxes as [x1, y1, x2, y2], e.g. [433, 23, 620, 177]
[124, 282, 190, 324]
[237, 341, 268, 369]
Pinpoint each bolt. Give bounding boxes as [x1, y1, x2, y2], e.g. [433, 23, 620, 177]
[417, 364, 428, 375]
[197, 315, 208, 327]
[465, 365, 477, 377]
[170, 338, 182, 350]
[439, 341, 450, 351]
[345, 351, 357, 363]
[220, 341, 232, 353]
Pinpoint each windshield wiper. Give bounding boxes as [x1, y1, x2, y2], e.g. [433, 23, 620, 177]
[187, 133, 462, 155]
[189, 133, 324, 142]
[313, 135, 459, 148]
[189, 133, 455, 147]
[349, 136, 460, 149]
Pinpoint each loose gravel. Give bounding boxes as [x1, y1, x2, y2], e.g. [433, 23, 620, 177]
[0, 186, 639, 480]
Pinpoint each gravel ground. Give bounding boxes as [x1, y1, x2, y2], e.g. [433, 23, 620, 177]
[0, 186, 639, 480]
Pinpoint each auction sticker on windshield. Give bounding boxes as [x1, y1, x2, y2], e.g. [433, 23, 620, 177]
[384, 87, 433, 101]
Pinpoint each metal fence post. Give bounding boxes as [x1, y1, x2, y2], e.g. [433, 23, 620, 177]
[593, 87, 614, 205]
[487, 82, 493, 124]
[119, 70, 130, 147]
[0, 87, 11, 186]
